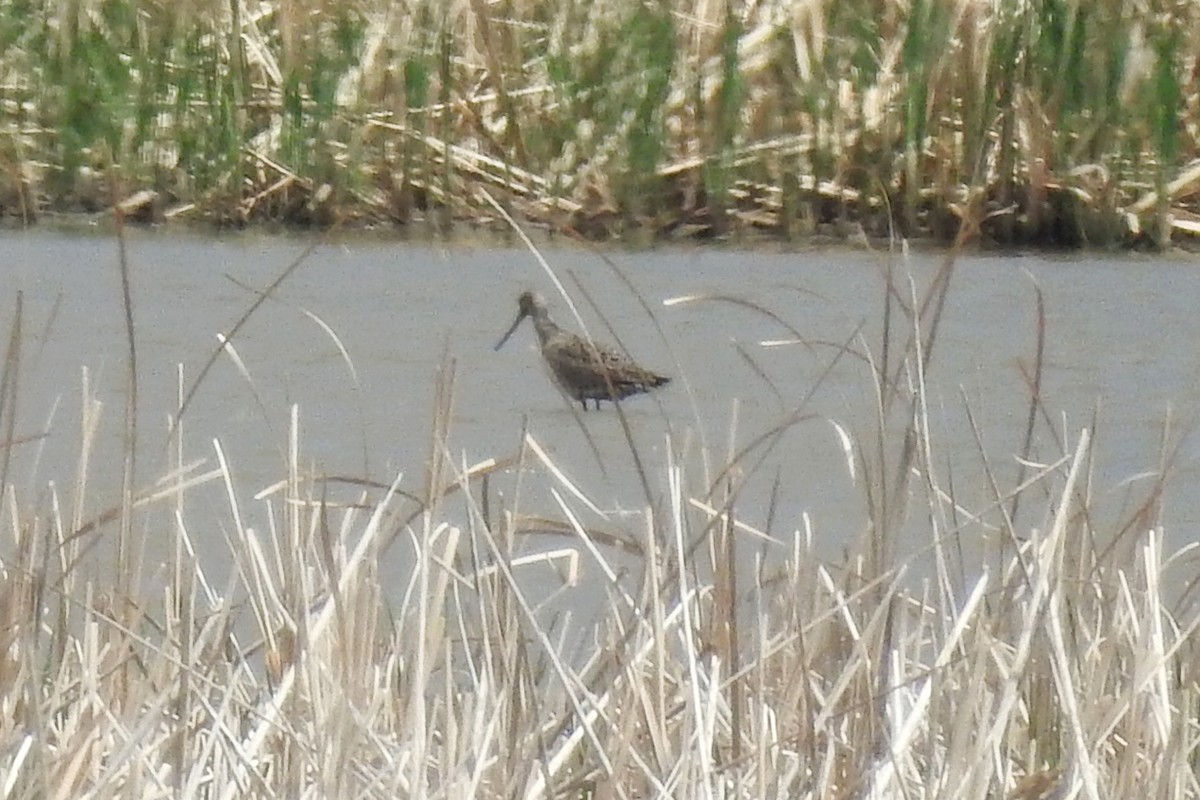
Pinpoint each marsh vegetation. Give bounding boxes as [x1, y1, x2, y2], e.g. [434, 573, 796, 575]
[1, 0, 1198, 246]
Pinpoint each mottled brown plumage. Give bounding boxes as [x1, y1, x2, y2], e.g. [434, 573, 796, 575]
[494, 291, 670, 410]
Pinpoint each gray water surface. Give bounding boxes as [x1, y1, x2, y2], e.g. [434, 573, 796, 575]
[2, 230, 1198, 615]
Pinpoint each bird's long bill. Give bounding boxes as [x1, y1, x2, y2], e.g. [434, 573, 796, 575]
[493, 309, 528, 351]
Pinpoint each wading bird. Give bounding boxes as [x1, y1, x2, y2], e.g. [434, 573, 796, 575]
[494, 291, 670, 410]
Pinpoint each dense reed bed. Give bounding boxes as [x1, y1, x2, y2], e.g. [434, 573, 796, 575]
[1, 0, 1199, 246]
[2, 228, 1199, 798]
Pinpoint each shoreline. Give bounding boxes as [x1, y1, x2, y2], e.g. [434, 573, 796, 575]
[5, 201, 1197, 255]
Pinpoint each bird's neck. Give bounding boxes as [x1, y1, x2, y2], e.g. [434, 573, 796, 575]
[531, 312, 562, 347]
